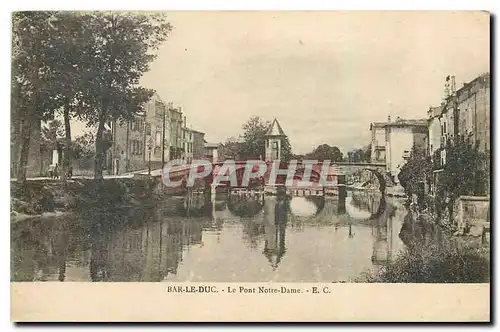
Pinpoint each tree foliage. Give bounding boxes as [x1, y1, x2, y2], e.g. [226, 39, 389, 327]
[304, 144, 343, 162]
[434, 134, 490, 219]
[345, 145, 371, 163]
[72, 131, 96, 160]
[397, 145, 433, 198]
[223, 137, 242, 161]
[439, 134, 489, 198]
[40, 119, 64, 151]
[12, 11, 69, 181]
[239, 116, 271, 160]
[11, 11, 172, 180]
[72, 12, 172, 179]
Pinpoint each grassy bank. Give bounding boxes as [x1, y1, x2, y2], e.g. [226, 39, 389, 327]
[10, 177, 163, 223]
[358, 242, 490, 283]
[355, 211, 490, 283]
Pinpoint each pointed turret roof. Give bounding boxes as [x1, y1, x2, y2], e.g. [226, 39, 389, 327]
[266, 118, 286, 137]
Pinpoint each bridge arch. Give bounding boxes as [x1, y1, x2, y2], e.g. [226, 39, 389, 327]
[363, 168, 386, 193]
[335, 163, 387, 193]
[345, 192, 387, 222]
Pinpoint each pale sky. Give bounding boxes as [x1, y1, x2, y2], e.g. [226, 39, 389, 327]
[74, 11, 490, 154]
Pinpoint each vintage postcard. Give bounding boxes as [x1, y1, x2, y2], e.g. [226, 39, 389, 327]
[10, 11, 490, 322]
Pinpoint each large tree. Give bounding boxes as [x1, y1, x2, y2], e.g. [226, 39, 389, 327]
[397, 145, 433, 200]
[239, 116, 270, 160]
[43, 12, 96, 181]
[74, 12, 172, 179]
[12, 11, 66, 182]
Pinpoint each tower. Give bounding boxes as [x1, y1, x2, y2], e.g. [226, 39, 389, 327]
[265, 118, 286, 162]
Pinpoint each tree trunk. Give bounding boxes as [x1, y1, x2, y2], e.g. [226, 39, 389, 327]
[94, 116, 106, 180]
[61, 108, 72, 183]
[17, 115, 33, 183]
[39, 148, 44, 177]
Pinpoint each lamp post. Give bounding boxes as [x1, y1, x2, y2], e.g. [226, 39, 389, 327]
[161, 103, 166, 169]
[148, 136, 154, 176]
[148, 149, 152, 176]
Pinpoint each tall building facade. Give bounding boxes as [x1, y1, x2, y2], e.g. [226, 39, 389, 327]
[456, 73, 490, 152]
[428, 72, 490, 195]
[370, 121, 387, 163]
[169, 107, 184, 160]
[111, 93, 169, 174]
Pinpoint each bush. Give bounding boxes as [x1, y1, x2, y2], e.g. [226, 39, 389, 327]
[363, 243, 490, 283]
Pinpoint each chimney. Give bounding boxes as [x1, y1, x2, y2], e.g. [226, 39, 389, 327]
[450, 75, 456, 95]
[387, 115, 391, 123]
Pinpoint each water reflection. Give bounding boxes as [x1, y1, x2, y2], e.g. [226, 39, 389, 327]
[12, 190, 411, 282]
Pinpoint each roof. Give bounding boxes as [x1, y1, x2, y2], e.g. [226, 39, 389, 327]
[428, 105, 443, 118]
[205, 142, 223, 148]
[184, 127, 205, 135]
[370, 118, 428, 130]
[370, 122, 386, 130]
[385, 118, 428, 127]
[266, 118, 286, 136]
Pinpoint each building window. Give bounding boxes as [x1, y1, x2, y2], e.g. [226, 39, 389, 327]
[155, 102, 164, 118]
[145, 123, 151, 135]
[156, 126, 162, 146]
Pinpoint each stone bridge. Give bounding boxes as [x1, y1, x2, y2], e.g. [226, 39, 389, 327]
[149, 160, 390, 194]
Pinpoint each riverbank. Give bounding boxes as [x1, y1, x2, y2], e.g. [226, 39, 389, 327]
[354, 207, 490, 283]
[10, 177, 169, 223]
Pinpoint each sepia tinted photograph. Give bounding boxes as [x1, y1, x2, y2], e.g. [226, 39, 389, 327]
[10, 10, 490, 322]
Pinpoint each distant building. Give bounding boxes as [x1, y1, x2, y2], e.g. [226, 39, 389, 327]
[385, 117, 428, 183]
[427, 105, 444, 160]
[456, 72, 490, 152]
[369, 117, 428, 183]
[204, 142, 224, 163]
[183, 127, 205, 162]
[191, 130, 206, 160]
[169, 107, 184, 160]
[265, 118, 287, 162]
[369, 121, 387, 164]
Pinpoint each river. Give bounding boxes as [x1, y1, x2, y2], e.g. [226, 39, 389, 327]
[11, 190, 411, 282]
